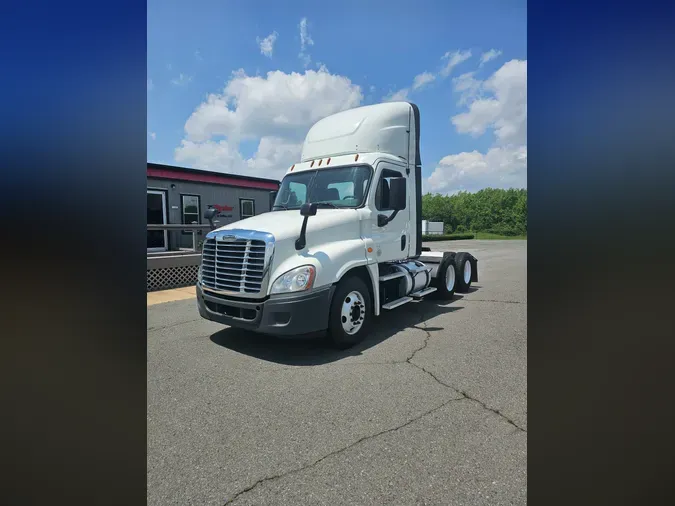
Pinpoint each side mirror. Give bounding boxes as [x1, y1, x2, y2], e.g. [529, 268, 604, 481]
[204, 208, 218, 230]
[296, 203, 317, 250]
[300, 202, 318, 217]
[389, 177, 407, 210]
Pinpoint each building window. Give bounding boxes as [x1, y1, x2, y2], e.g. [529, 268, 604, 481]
[181, 194, 201, 225]
[240, 198, 255, 219]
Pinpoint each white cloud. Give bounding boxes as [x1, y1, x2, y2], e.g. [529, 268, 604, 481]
[412, 71, 436, 90]
[480, 49, 502, 66]
[426, 59, 527, 194]
[384, 50, 470, 102]
[440, 49, 472, 77]
[175, 138, 304, 180]
[195, 50, 203, 61]
[452, 59, 527, 145]
[298, 17, 314, 68]
[149, 132, 156, 140]
[257, 31, 278, 58]
[175, 67, 363, 180]
[426, 146, 527, 194]
[384, 88, 409, 102]
[147, 78, 154, 91]
[384, 71, 433, 102]
[453, 71, 482, 105]
[246, 137, 304, 172]
[299, 18, 313, 50]
[183, 68, 362, 142]
[171, 73, 193, 86]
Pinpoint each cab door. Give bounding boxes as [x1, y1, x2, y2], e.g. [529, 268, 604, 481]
[370, 162, 410, 262]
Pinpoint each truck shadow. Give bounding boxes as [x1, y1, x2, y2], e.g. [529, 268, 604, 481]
[209, 292, 471, 366]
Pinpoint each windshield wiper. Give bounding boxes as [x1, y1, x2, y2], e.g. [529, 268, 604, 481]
[272, 204, 289, 210]
[313, 201, 339, 209]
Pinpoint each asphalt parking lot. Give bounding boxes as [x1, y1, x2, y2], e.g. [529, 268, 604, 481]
[147, 240, 527, 505]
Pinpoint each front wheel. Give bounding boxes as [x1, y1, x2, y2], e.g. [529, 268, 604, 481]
[327, 276, 372, 349]
[454, 252, 474, 293]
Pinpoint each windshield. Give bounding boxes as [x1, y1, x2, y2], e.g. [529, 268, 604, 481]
[273, 165, 372, 210]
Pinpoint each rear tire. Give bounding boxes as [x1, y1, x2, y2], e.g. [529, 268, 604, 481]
[434, 256, 457, 300]
[327, 276, 372, 349]
[454, 252, 473, 293]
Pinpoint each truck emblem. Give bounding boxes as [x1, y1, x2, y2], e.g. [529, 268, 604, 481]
[219, 235, 237, 242]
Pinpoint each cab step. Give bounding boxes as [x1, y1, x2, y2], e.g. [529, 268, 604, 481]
[410, 286, 437, 299]
[382, 296, 413, 310]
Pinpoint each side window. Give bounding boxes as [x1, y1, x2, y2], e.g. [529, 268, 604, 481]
[375, 168, 404, 211]
[240, 199, 255, 219]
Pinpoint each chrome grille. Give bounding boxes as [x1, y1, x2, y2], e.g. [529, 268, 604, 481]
[200, 234, 271, 296]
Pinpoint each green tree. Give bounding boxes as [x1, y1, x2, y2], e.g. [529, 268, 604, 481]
[421, 188, 527, 236]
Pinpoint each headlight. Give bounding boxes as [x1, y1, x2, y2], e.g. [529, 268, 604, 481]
[270, 265, 316, 294]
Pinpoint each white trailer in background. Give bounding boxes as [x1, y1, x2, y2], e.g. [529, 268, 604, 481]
[422, 220, 444, 235]
[197, 102, 478, 348]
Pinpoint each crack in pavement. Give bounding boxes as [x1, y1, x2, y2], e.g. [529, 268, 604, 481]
[223, 395, 465, 505]
[223, 306, 525, 503]
[462, 299, 525, 304]
[147, 317, 203, 332]
[404, 308, 527, 433]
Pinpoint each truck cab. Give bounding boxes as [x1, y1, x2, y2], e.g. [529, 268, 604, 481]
[196, 102, 478, 348]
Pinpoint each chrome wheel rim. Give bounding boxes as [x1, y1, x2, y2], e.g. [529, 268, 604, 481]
[463, 260, 471, 284]
[445, 264, 456, 291]
[341, 290, 366, 335]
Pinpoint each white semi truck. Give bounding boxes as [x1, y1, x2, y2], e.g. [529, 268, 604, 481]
[196, 101, 478, 348]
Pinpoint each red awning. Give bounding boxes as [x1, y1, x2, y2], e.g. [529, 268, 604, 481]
[147, 167, 279, 190]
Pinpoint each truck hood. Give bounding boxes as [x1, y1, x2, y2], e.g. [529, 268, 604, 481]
[210, 208, 367, 291]
[213, 209, 360, 242]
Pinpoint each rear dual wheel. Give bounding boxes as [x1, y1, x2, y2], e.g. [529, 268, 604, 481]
[454, 252, 474, 293]
[435, 255, 457, 300]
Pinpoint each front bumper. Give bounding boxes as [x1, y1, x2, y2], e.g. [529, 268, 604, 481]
[196, 283, 334, 336]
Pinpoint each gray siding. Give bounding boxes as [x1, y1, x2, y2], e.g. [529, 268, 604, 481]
[147, 177, 277, 250]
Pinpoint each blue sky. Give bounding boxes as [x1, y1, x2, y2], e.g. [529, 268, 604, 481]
[148, 0, 527, 194]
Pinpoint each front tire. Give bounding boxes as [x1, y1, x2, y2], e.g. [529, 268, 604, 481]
[454, 252, 473, 293]
[327, 276, 372, 349]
